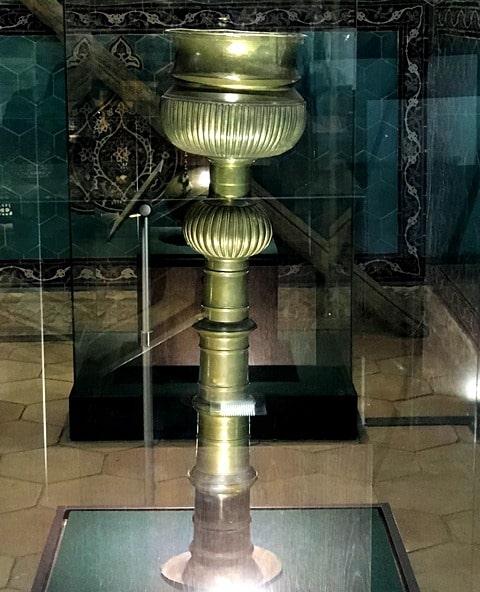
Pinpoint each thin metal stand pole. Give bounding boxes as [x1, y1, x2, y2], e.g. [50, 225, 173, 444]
[139, 204, 155, 504]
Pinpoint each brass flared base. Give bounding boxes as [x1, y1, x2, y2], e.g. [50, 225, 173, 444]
[161, 546, 282, 590]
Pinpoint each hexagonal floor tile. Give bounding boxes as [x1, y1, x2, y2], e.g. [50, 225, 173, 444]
[456, 426, 475, 442]
[0, 556, 14, 588]
[445, 511, 479, 545]
[0, 378, 71, 405]
[0, 401, 23, 422]
[252, 472, 375, 507]
[431, 371, 476, 397]
[39, 474, 147, 508]
[395, 394, 472, 417]
[415, 564, 479, 592]
[0, 446, 104, 483]
[0, 421, 61, 453]
[0, 361, 40, 384]
[352, 358, 379, 376]
[103, 446, 195, 482]
[0, 477, 41, 512]
[22, 398, 68, 427]
[358, 396, 397, 418]
[42, 363, 73, 382]
[353, 334, 421, 361]
[377, 355, 425, 376]
[309, 445, 373, 484]
[392, 509, 450, 552]
[0, 507, 56, 556]
[7, 554, 40, 591]
[7, 341, 72, 365]
[374, 469, 474, 515]
[417, 443, 477, 476]
[367, 426, 458, 452]
[363, 372, 431, 401]
[154, 476, 193, 508]
[409, 541, 476, 577]
[372, 446, 420, 482]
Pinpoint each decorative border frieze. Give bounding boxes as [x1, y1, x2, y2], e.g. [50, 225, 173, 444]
[357, 3, 428, 281]
[435, 1, 480, 37]
[0, 5, 52, 34]
[0, 259, 137, 288]
[0, 261, 70, 288]
[72, 260, 137, 287]
[64, 2, 356, 32]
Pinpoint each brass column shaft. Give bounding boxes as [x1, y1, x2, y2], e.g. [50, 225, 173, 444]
[202, 260, 249, 323]
[160, 27, 306, 590]
[210, 160, 251, 200]
[192, 258, 256, 492]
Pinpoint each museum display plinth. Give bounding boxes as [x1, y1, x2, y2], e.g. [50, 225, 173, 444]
[32, 506, 419, 592]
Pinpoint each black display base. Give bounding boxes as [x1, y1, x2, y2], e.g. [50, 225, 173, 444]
[69, 361, 359, 441]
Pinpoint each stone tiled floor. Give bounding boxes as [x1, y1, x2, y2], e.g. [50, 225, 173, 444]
[354, 289, 478, 421]
[0, 340, 478, 592]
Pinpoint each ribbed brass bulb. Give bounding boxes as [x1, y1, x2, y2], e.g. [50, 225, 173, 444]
[183, 200, 272, 261]
[161, 88, 306, 161]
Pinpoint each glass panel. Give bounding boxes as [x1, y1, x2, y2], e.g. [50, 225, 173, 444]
[46, 508, 407, 592]
[64, 9, 355, 443]
[0, 2, 479, 592]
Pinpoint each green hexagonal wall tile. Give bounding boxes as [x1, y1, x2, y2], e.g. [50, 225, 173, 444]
[0, 37, 35, 73]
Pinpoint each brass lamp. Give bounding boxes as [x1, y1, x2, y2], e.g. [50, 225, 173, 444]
[160, 28, 306, 590]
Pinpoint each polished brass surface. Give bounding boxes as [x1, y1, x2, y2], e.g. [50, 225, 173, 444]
[161, 89, 305, 159]
[162, 545, 282, 590]
[168, 28, 303, 91]
[184, 201, 272, 262]
[161, 88, 305, 200]
[160, 27, 306, 590]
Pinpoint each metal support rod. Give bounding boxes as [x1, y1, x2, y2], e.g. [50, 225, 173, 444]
[139, 203, 154, 504]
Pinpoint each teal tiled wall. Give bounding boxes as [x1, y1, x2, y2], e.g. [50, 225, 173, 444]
[0, 31, 402, 263]
[428, 35, 480, 261]
[355, 31, 399, 256]
[254, 30, 400, 252]
[0, 35, 69, 260]
[253, 30, 356, 238]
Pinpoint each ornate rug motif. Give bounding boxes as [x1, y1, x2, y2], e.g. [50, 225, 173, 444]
[68, 36, 178, 213]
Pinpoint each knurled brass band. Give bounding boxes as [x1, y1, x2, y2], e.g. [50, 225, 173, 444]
[183, 201, 272, 261]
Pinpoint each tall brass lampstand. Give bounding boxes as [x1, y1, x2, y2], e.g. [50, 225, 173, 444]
[160, 28, 306, 590]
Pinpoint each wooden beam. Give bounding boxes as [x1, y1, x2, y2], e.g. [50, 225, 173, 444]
[252, 181, 426, 337]
[21, 0, 164, 137]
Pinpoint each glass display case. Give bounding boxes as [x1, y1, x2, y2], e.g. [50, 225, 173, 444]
[0, 2, 479, 592]
[65, 4, 358, 442]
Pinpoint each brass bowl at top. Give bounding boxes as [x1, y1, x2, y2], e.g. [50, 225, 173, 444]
[167, 28, 304, 91]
